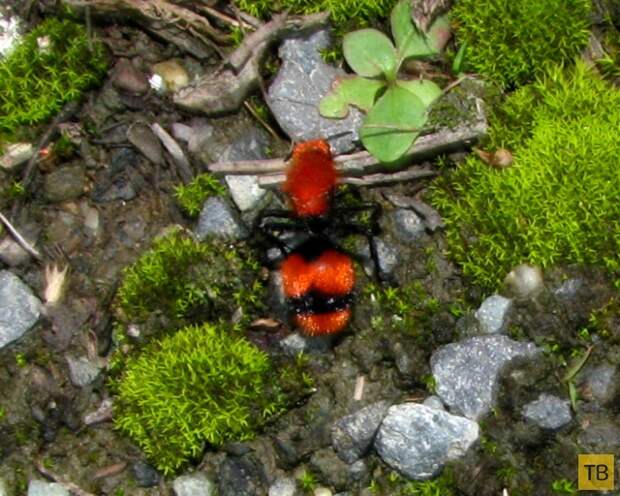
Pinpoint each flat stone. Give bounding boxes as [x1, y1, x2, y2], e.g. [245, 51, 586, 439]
[475, 294, 512, 334]
[132, 460, 160, 487]
[66, 355, 102, 387]
[0, 270, 42, 349]
[332, 400, 390, 463]
[0, 142, 33, 171]
[195, 197, 248, 240]
[268, 477, 299, 496]
[27, 480, 69, 496]
[267, 29, 363, 154]
[111, 58, 149, 94]
[523, 393, 572, 430]
[127, 122, 164, 165]
[172, 473, 215, 496]
[392, 209, 425, 243]
[579, 364, 616, 404]
[44, 165, 86, 202]
[375, 403, 479, 480]
[431, 335, 540, 420]
[225, 175, 267, 212]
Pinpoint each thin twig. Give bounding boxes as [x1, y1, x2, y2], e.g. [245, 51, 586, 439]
[243, 100, 283, 143]
[34, 458, 96, 496]
[196, 4, 255, 30]
[0, 210, 42, 261]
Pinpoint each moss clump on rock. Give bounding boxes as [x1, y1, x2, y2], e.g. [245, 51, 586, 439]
[116, 228, 264, 325]
[173, 173, 226, 218]
[0, 18, 107, 134]
[451, 0, 591, 88]
[429, 61, 620, 290]
[113, 322, 286, 475]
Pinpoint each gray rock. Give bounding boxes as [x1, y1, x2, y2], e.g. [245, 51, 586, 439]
[422, 395, 445, 411]
[27, 480, 69, 496]
[111, 58, 149, 94]
[0, 477, 7, 496]
[66, 355, 102, 386]
[267, 30, 363, 154]
[332, 400, 390, 463]
[431, 335, 540, 420]
[375, 403, 479, 480]
[474, 294, 512, 334]
[310, 448, 350, 489]
[172, 473, 215, 496]
[348, 459, 368, 483]
[195, 197, 248, 240]
[0, 235, 31, 266]
[127, 122, 164, 165]
[132, 460, 160, 487]
[44, 165, 86, 202]
[392, 209, 425, 243]
[579, 364, 616, 404]
[523, 393, 572, 430]
[280, 332, 332, 356]
[361, 237, 399, 280]
[225, 175, 267, 212]
[219, 124, 270, 163]
[91, 148, 139, 203]
[0, 270, 42, 349]
[268, 477, 299, 496]
[218, 456, 263, 496]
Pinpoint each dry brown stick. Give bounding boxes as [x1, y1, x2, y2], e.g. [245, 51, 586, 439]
[34, 457, 97, 496]
[208, 158, 287, 174]
[63, 0, 230, 44]
[257, 167, 438, 189]
[195, 4, 255, 30]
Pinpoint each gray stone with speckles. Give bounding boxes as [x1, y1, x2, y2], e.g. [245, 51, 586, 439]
[431, 335, 540, 420]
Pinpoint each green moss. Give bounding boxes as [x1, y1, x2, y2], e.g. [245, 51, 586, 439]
[116, 228, 264, 326]
[362, 280, 444, 339]
[113, 322, 286, 475]
[0, 18, 107, 135]
[173, 173, 226, 217]
[370, 469, 456, 495]
[428, 62, 620, 290]
[237, 0, 396, 33]
[451, 0, 591, 88]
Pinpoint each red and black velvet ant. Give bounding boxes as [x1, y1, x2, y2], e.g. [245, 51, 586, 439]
[257, 139, 381, 336]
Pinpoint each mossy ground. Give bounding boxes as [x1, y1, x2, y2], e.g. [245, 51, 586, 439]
[450, 0, 591, 89]
[0, 17, 107, 138]
[115, 227, 264, 328]
[428, 61, 620, 291]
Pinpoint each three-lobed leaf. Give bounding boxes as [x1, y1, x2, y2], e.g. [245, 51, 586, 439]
[360, 86, 428, 163]
[343, 29, 398, 78]
[319, 76, 385, 118]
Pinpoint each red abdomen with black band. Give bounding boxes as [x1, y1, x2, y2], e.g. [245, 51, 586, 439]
[280, 140, 355, 335]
